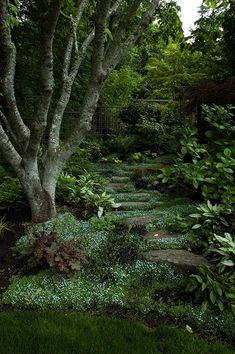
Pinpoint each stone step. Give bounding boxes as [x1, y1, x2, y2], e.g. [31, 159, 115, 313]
[111, 176, 131, 183]
[119, 201, 151, 211]
[115, 193, 153, 202]
[113, 170, 132, 177]
[123, 163, 167, 172]
[109, 183, 135, 192]
[144, 230, 181, 241]
[122, 215, 161, 227]
[142, 249, 210, 271]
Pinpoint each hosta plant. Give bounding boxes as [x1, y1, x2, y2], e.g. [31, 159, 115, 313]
[189, 201, 232, 247]
[83, 191, 121, 218]
[186, 266, 235, 312]
[208, 233, 235, 275]
[190, 201, 231, 231]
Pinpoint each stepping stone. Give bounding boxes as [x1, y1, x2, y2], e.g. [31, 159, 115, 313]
[111, 176, 130, 183]
[144, 230, 181, 241]
[142, 249, 210, 271]
[119, 201, 151, 211]
[122, 215, 161, 227]
[116, 193, 152, 202]
[124, 163, 167, 172]
[109, 183, 135, 192]
[113, 170, 132, 177]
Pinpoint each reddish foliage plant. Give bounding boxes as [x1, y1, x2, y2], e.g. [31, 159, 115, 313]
[30, 231, 86, 276]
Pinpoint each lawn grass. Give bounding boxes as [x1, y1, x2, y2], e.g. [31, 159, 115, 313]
[0, 312, 233, 354]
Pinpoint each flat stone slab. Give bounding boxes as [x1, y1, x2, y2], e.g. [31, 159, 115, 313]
[109, 183, 135, 192]
[116, 193, 152, 202]
[142, 249, 210, 270]
[144, 230, 181, 241]
[119, 202, 151, 211]
[111, 176, 130, 183]
[122, 215, 161, 227]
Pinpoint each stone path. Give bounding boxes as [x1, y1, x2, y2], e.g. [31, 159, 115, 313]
[103, 164, 209, 271]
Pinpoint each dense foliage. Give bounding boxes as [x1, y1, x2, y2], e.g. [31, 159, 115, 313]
[1, 1, 235, 350]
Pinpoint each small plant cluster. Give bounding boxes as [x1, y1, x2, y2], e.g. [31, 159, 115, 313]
[57, 170, 120, 217]
[21, 229, 86, 277]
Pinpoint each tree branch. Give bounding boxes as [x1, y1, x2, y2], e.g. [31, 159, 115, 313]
[48, 0, 122, 151]
[62, 0, 89, 79]
[0, 121, 23, 177]
[25, 0, 63, 159]
[0, 0, 30, 148]
[104, 0, 142, 59]
[104, 0, 161, 75]
[57, 0, 112, 158]
[0, 109, 17, 143]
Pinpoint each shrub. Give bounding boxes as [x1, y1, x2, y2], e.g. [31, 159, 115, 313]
[119, 101, 161, 127]
[104, 135, 137, 156]
[64, 138, 105, 176]
[158, 106, 235, 205]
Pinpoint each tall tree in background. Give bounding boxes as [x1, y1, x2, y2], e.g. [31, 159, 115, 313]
[0, 0, 161, 222]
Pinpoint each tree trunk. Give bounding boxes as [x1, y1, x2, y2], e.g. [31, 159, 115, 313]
[28, 188, 56, 223]
[21, 158, 57, 223]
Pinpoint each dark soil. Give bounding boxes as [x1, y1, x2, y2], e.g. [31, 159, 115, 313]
[0, 210, 29, 293]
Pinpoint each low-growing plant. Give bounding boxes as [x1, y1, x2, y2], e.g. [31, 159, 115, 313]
[23, 230, 86, 276]
[82, 191, 121, 218]
[186, 266, 235, 312]
[57, 171, 118, 217]
[84, 231, 141, 280]
[190, 201, 231, 231]
[100, 155, 123, 164]
[90, 214, 117, 232]
[165, 214, 191, 233]
[189, 201, 232, 247]
[207, 233, 235, 275]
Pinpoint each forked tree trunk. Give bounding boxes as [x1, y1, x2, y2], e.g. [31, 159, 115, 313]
[27, 188, 56, 223]
[20, 158, 59, 223]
